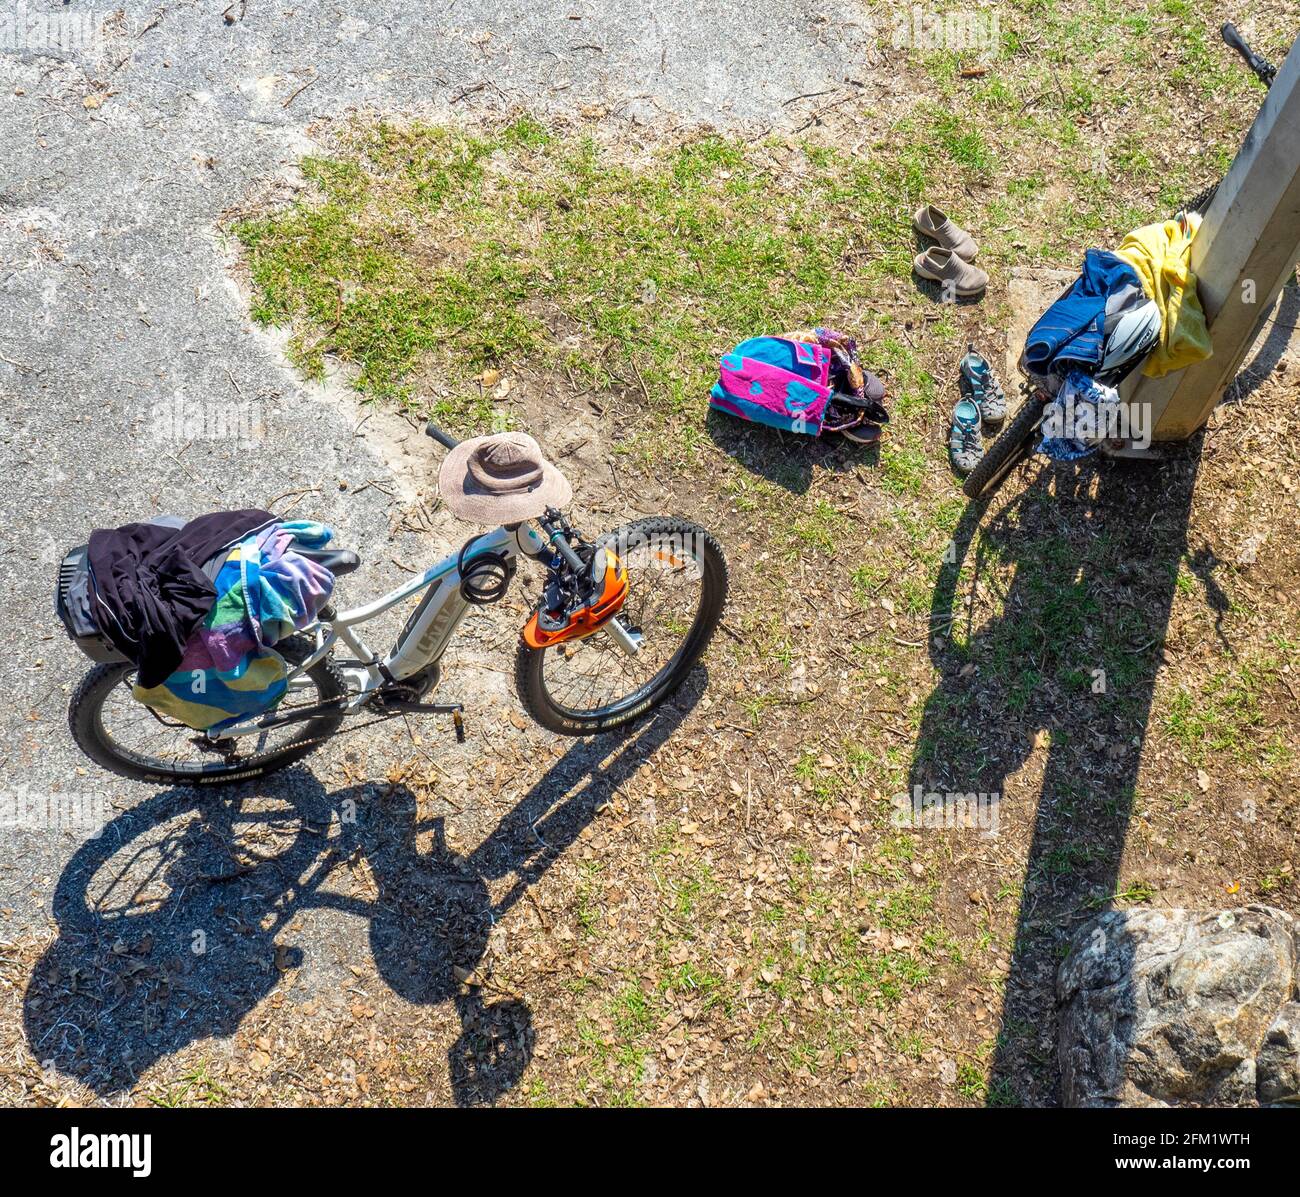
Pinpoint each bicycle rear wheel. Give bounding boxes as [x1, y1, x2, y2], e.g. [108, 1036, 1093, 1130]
[516, 517, 728, 735]
[69, 636, 347, 785]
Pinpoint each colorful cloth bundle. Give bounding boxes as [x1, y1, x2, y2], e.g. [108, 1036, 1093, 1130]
[786, 328, 889, 434]
[710, 335, 833, 434]
[710, 328, 888, 437]
[133, 521, 336, 730]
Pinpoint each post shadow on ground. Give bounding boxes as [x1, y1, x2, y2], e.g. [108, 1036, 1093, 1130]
[24, 674, 703, 1106]
[1221, 276, 1299, 406]
[910, 438, 1206, 1105]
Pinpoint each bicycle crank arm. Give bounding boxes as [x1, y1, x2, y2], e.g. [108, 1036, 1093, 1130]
[223, 696, 466, 742]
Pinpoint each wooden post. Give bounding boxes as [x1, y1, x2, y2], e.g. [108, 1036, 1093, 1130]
[1125, 34, 1300, 440]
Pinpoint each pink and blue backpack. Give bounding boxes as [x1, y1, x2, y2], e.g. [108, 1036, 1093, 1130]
[709, 336, 833, 436]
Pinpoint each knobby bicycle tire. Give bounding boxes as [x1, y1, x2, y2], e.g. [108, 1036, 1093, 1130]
[962, 395, 1048, 501]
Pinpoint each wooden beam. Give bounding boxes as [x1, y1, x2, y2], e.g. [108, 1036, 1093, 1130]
[1125, 34, 1300, 440]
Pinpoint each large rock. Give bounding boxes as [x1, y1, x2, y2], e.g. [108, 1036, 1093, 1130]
[1258, 1003, 1300, 1106]
[1057, 906, 1298, 1107]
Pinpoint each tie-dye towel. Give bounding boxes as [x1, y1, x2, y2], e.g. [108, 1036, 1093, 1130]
[133, 521, 336, 730]
[709, 336, 832, 435]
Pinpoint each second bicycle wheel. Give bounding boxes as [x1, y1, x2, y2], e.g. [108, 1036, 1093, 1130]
[963, 392, 1048, 501]
[515, 517, 728, 735]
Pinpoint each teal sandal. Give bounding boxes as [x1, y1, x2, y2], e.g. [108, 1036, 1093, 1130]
[959, 345, 1007, 427]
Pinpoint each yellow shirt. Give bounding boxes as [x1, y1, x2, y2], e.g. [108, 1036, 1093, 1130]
[1115, 214, 1212, 378]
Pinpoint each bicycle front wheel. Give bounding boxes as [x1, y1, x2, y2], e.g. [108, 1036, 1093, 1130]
[516, 517, 728, 735]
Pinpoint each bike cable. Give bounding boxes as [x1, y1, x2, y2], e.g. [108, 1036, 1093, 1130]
[457, 534, 514, 605]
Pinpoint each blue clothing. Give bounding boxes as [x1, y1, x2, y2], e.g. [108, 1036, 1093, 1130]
[1023, 250, 1143, 378]
[1037, 370, 1121, 461]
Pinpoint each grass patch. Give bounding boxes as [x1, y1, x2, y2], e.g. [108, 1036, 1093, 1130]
[1163, 650, 1294, 768]
[235, 118, 940, 425]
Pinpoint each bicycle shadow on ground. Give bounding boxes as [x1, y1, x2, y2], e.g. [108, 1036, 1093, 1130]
[24, 678, 702, 1106]
[909, 440, 1204, 1105]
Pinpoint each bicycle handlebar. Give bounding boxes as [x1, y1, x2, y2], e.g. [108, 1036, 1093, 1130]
[1222, 22, 1277, 86]
[537, 513, 588, 573]
[425, 421, 460, 450]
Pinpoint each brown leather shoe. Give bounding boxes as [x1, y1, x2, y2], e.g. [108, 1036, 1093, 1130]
[913, 204, 978, 261]
[913, 247, 988, 298]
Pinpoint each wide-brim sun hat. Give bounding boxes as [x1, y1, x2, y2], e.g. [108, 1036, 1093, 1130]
[438, 431, 573, 524]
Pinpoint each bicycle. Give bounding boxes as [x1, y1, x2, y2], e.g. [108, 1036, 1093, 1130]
[66, 421, 729, 785]
[962, 21, 1279, 503]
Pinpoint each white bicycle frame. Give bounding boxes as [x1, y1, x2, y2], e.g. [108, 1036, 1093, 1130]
[216, 520, 640, 739]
